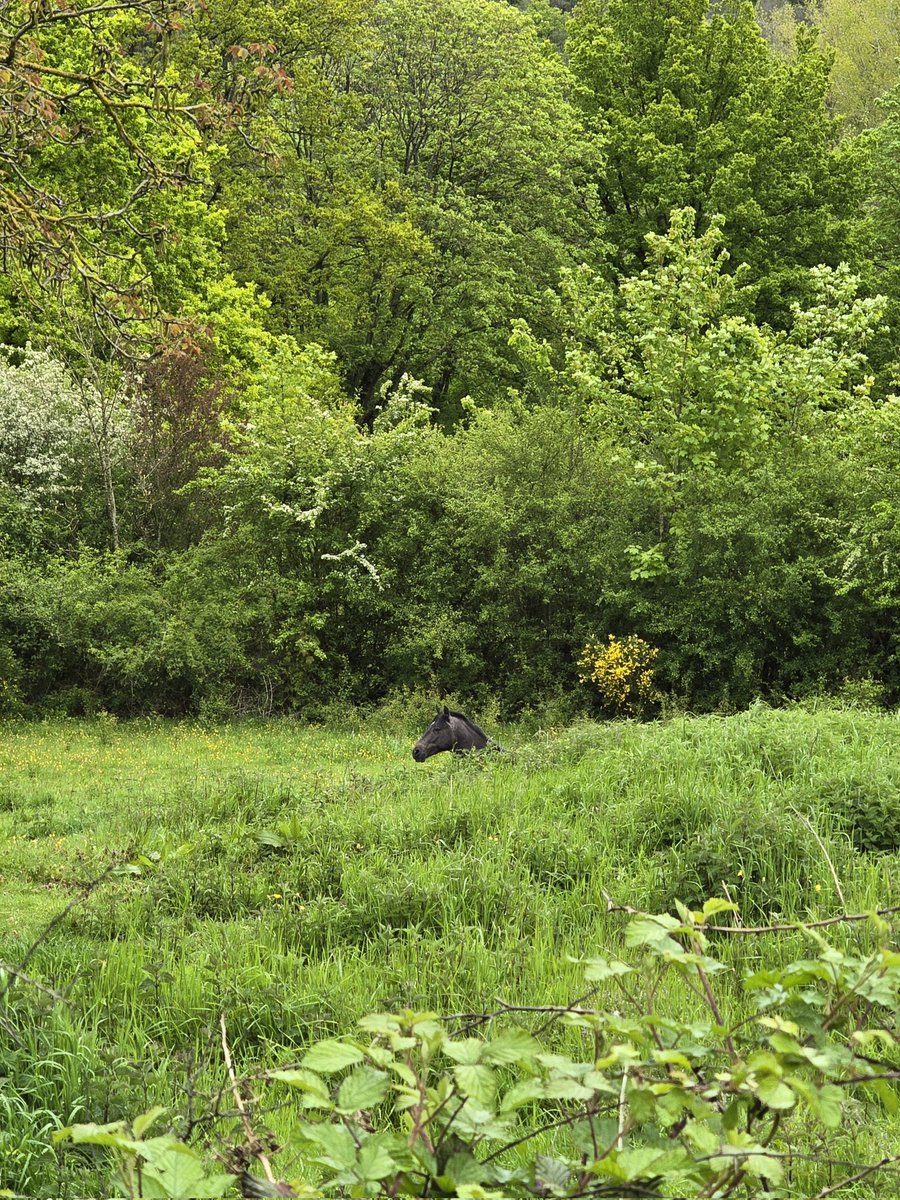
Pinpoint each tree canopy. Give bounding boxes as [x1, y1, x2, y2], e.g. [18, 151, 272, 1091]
[1, 0, 900, 717]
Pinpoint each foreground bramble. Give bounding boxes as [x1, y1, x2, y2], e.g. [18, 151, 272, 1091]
[56, 900, 900, 1199]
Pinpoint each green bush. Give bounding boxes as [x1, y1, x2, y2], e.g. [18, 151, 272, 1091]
[0, 639, 22, 714]
[814, 768, 900, 853]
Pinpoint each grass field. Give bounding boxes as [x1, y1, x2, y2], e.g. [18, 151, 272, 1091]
[1, 704, 899, 1197]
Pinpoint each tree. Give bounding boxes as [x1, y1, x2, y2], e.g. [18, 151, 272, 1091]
[214, 0, 587, 419]
[510, 207, 887, 705]
[0, 347, 82, 516]
[868, 78, 900, 388]
[0, 342, 135, 552]
[568, 0, 868, 324]
[514, 208, 884, 484]
[0, 0, 293, 357]
[760, 0, 900, 132]
[129, 344, 231, 548]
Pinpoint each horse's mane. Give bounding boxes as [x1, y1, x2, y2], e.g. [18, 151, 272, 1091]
[447, 709, 489, 741]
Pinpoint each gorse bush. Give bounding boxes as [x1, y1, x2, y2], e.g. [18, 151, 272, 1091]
[578, 634, 661, 716]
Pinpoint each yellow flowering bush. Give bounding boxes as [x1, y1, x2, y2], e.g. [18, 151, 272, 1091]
[578, 633, 660, 716]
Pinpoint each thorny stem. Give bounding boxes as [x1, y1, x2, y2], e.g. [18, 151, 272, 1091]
[601, 890, 900, 933]
[690, 936, 737, 1061]
[813, 1153, 900, 1198]
[0, 861, 119, 1004]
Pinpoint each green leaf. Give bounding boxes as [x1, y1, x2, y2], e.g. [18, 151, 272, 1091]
[137, 1143, 234, 1199]
[269, 1068, 333, 1108]
[582, 956, 634, 982]
[683, 1120, 720, 1155]
[625, 915, 685, 955]
[453, 1063, 498, 1104]
[337, 1066, 391, 1113]
[795, 1080, 843, 1128]
[443, 1151, 490, 1187]
[543, 1077, 596, 1101]
[388, 1060, 418, 1087]
[356, 1135, 399, 1182]
[863, 1077, 900, 1113]
[617, 1146, 667, 1180]
[701, 898, 739, 919]
[651, 1049, 693, 1069]
[444, 1038, 484, 1065]
[756, 1076, 796, 1110]
[54, 1122, 142, 1153]
[358, 1013, 402, 1035]
[482, 1029, 540, 1065]
[571, 1117, 620, 1156]
[500, 1078, 546, 1111]
[851, 1028, 897, 1050]
[132, 1106, 166, 1140]
[366, 1045, 396, 1068]
[767, 1031, 804, 1057]
[742, 1151, 784, 1184]
[301, 1039, 365, 1072]
[534, 1154, 571, 1192]
[299, 1122, 358, 1169]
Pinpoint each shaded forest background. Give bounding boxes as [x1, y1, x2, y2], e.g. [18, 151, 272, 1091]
[2, 0, 900, 718]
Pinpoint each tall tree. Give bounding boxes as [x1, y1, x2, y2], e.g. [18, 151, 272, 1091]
[869, 77, 900, 387]
[759, 0, 900, 132]
[568, 0, 867, 325]
[1, 0, 215, 335]
[214, 0, 587, 420]
[511, 207, 884, 505]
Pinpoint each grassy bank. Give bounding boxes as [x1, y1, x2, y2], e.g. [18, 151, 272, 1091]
[1, 705, 899, 1196]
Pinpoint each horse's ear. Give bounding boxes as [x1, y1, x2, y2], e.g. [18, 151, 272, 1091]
[442, 705, 450, 717]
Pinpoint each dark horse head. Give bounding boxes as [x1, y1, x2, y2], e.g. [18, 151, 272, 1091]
[412, 706, 492, 761]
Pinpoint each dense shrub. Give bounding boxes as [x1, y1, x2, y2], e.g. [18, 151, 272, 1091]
[814, 768, 900, 853]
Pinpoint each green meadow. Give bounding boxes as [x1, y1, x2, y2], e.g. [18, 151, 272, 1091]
[2, 705, 899, 1197]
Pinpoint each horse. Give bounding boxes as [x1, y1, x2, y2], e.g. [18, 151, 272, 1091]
[411, 706, 500, 761]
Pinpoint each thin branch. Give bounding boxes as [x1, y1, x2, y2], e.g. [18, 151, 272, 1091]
[691, 935, 737, 1061]
[0, 964, 64, 1001]
[601, 891, 900, 934]
[219, 1012, 279, 1189]
[833, 1069, 900, 1086]
[0, 860, 119, 1003]
[693, 1149, 900, 1173]
[813, 1153, 900, 1198]
[481, 1108, 590, 1164]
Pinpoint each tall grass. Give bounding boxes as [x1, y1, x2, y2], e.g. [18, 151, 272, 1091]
[1, 703, 898, 1195]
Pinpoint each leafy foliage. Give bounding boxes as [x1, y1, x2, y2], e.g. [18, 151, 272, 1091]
[56, 1109, 234, 1199]
[51, 900, 900, 1199]
[0, 0, 899, 717]
[568, 0, 866, 324]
